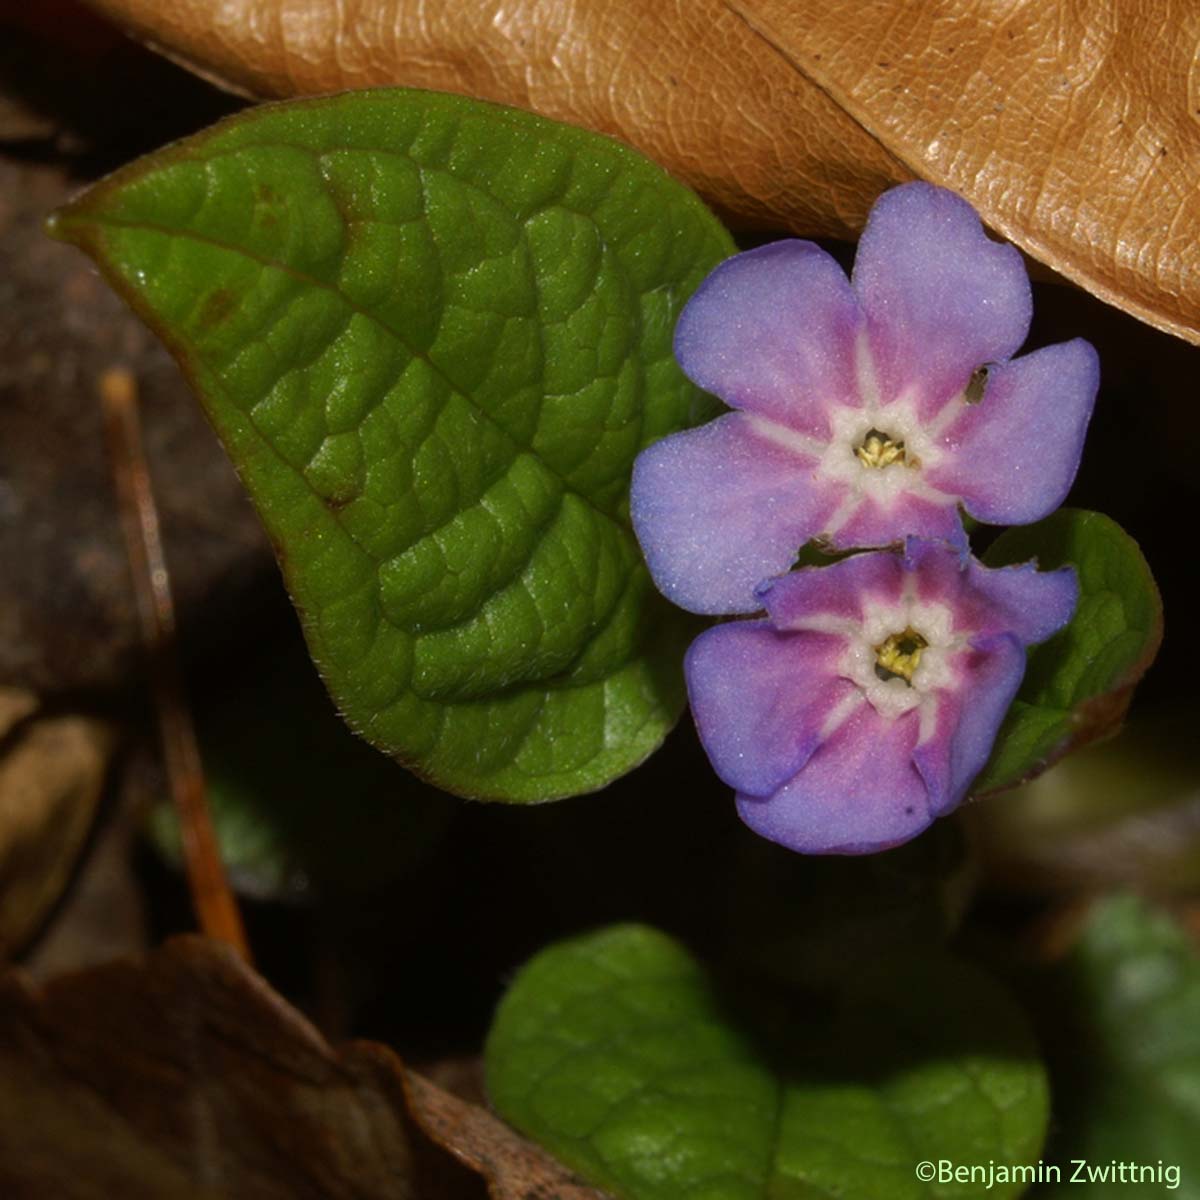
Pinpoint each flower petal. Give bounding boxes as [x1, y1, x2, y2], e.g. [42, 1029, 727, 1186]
[674, 240, 864, 437]
[904, 539, 1078, 646]
[686, 621, 856, 797]
[735, 704, 930, 854]
[759, 548, 906, 631]
[853, 183, 1031, 416]
[962, 559, 1079, 646]
[925, 340, 1099, 525]
[912, 634, 1026, 813]
[631, 413, 839, 614]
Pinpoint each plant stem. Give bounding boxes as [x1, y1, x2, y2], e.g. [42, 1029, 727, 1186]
[101, 366, 251, 963]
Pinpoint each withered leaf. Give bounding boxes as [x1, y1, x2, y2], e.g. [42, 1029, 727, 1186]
[0, 154, 271, 696]
[403, 1070, 608, 1200]
[0, 936, 605, 1200]
[729, 0, 1200, 347]
[0, 714, 113, 960]
[0, 936, 418, 1199]
[78, 0, 905, 240]
[0, 688, 37, 740]
[79, 0, 1200, 343]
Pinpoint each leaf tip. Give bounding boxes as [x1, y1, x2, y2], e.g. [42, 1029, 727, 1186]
[42, 207, 68, 244]
[44, 198, 94, 251]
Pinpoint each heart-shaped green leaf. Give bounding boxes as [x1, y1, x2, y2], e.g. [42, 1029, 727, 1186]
[975, 509, 1161, 794]
[50, 89, 733, 801]
[1033, 896, 1200, 1196]
[486, 925, 1048, 1200]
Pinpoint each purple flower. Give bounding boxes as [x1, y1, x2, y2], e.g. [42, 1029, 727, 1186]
[687, 540, 1077, 854]
[632, 182, 1098, 615]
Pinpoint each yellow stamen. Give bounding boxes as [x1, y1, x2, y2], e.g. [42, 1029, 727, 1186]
[874, 628, 928, 685]
[855, 428, 915, 469]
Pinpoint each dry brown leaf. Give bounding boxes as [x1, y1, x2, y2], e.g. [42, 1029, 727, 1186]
[0, 714, 114, 958]
[23, 739, 152, 979]
[0, 687, 37, 740]
[0, 935, 603, 1200]
[79, 0, 906, 240]
[729, 0, 1200, 346]
[0, 153, 271, 697]
[0, 936, 419, 1199]
[80, 0, 1200, 344]
[403, 1069, 609, 1200]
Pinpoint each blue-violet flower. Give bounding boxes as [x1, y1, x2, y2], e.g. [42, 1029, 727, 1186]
[632, 182, 1099, 614]
[686, 540, 1077, 854]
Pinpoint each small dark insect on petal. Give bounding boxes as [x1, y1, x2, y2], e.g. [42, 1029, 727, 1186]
[965, 365, 990, 404]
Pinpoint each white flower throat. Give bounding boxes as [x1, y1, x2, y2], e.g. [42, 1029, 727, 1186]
[837, 595, 964, 742]
[804, 400, 949, 537]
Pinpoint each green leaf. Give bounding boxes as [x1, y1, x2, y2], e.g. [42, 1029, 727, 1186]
[975, 509, 1161, 794]
[51, 89, 733, 801]
[1033, 896, 1200, 1197]
[486, 925, 1048, 1200]
[964, 712, 1200, 895]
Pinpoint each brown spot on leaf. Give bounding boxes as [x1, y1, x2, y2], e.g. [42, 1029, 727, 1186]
[254, 181, 282, 228]
[195, 286, 237, 332]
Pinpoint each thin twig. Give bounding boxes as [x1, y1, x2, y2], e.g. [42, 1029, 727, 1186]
[101, 366, 251, 963]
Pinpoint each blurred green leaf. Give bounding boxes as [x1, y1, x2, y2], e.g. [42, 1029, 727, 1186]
[486, 925, 1047, 1200]
[51, 88, 733, 801]
[976, 509, 1161, 793]
[147, 638, 454, 898]
[1033, 895, 1200, 1197]
[966, 713, 1200, 896]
